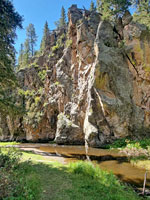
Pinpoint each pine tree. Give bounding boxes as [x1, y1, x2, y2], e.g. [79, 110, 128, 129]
[90, 0, 96, 11]
[55, 6, 66, 28]
[133, 0, 150, 29]
[60, 6, 66, 27]
[40, 21, 50, 53]
[26, 24, 37, 56]
[96, 0, 131, 19]
[18, 44, 24, 66]
[24, 39, 30, 65]
[0, 0, 23, 114]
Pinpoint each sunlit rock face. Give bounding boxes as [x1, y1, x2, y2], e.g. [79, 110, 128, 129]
[1, 5, 150, 146]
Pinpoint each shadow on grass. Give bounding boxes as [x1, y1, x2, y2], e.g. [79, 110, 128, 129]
[0, 148, 143, 200]
[18, 159, 142, 200]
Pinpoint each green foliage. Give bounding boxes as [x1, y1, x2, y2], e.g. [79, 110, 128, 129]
[55, 6, 67, 28]
[106, 138, 150, 149]
[65, 39, 72, 48]
[38, 70, 47, 82]
[90, 0, 96, 11]
[40, 21, 50, 53]
[105, 138, 127, 149]
[35, 96, 41, 105]
[0, 149, 40, 199]
[52, 33, 65, 52]
[0, 142, 20, 147]
[23, 38, 30, 64]
[96, 0, 131, 19]
[52, 44, 60, 52]
[18, 24, 38, 69]
[68, 161, 140, 200]
[26, 23, 37, 56]
[133, 0, 150, 29]
[0, 0, 23, 115]
[139, 139, 150, 148]
[1, 149, 141, 200]
[18, 43, 24, 66]
[18, 89, 35, 97]
[21, 86, 45, 127]
[55, 81, 60, 85]
[126, 142, 142, 149]
[38, 87, 44, 95]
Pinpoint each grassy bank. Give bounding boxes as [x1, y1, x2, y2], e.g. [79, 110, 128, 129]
[0, 142, 20, 146]
[0, 148, 142, 200]
[106, 138, 150, 171]
[105, 138, 150, 149]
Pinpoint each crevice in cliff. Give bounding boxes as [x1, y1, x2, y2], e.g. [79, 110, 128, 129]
[94, 88, 113, 136]
[125, 53, 139, 75]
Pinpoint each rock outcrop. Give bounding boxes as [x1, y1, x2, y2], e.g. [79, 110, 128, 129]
[1, 5, 150, 147]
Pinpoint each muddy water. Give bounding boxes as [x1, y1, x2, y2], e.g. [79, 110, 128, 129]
[15, 143, 149, 188]
[32, 145, 150, 188]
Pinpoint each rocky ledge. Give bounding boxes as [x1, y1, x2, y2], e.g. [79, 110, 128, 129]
[1, 5, 150, 147]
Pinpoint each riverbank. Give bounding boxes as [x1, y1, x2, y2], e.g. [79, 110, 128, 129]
[0, 147, 144, 200]
[104, 138, 150, 171]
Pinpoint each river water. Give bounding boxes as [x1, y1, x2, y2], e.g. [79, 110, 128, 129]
[15, 144, 150, 189]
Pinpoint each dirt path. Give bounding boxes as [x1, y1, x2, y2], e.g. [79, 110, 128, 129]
[20, 147, 69, 164]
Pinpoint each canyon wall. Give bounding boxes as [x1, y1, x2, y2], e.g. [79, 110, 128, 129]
[1, 5, 150, 147]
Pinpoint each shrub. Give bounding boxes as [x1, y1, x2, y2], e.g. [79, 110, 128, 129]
[0, 149, 39, 199]
[66, 39, 72, 48]
[38, 70, 47, 82]
[35, 96, 40, 105]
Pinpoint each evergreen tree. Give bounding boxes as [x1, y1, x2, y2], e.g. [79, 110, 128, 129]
[60, 6, 66, 27]
[90, 0, 96, 11]
[133, 0, 150, 29]
[18, 44, 24, 66]
[96, 0, 131, 19]
[0, 0, 23, 114]
[55, 6, 66, 28]
[26, 23, 37, 56]
[24, 39, 30, 65]
[40, 21, 50, 53]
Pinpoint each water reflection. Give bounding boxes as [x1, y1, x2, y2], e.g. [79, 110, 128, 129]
[15, 143, 149, 188]
[33, 145, 149, 188]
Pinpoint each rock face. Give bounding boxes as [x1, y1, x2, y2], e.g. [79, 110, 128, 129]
[1, 5, 150, 147]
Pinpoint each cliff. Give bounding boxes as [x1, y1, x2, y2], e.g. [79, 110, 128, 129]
[1, 5, 150, 147]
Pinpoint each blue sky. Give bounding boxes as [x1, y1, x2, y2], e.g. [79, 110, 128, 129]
[13, 0, 97, 57]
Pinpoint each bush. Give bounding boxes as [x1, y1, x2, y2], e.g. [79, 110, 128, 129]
[0, 149, 39, 200]
[105, 138, 150, 150]
[105, 138, 127, 149]
[66, 39, 72, 48]
[38, 70, 47, 82]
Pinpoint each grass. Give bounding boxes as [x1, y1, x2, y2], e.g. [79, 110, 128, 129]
[0, 148, 143, 200]
[105, 138, 150, 150]
[105, 138, 150, 171]
[0, 148, 40, 200]
[0, 141, 20, 146]
[131, 159, 150, 170]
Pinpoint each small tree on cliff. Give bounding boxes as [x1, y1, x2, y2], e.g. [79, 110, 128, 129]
[96, 0, 131, 19]
[18, 43, 24, 66]
[40, 21, 50, 53]
[26, 23, 37, 56]
[90, 1, 96, 11]
[55, 6, 67, 28]
[60, 6, 67, 27]
[23, 39, 30, 65]
[133, 0, 150, 29]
